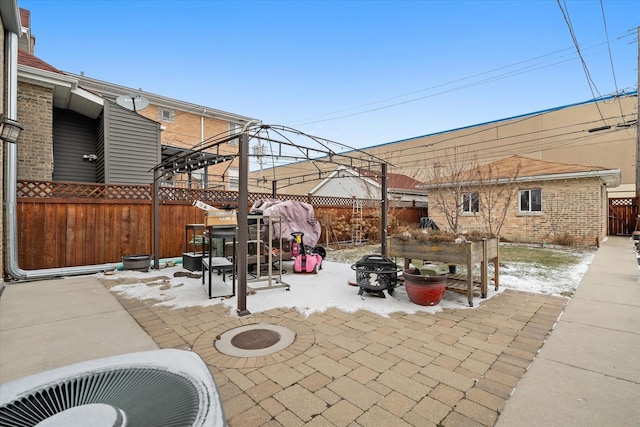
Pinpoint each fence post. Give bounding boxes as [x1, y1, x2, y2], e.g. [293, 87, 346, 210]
[153, 173, 160, 270]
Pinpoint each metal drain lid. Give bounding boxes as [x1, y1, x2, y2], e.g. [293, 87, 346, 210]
[215, 324, 296, 357]
[231, 329, 281, 350]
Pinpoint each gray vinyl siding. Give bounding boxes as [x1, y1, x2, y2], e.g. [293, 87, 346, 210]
[96, 116, 105, 183]
[52, 108, 99, 183]
[103, 100, 161, 184]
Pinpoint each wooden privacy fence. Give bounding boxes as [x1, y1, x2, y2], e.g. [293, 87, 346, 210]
[608, 197, 638, 236]
[16, 180, 424, 270]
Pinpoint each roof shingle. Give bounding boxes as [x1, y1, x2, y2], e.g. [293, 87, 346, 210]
[460, 155, 609, 181]
[18, 50, 63, 74]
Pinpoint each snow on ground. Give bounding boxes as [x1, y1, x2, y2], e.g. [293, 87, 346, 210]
[99, 248, 595, 318]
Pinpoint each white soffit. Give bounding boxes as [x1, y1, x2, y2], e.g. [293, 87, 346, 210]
[18, 65, 103, 119]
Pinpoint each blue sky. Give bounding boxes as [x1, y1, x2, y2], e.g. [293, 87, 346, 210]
[19, 0, 639, 149]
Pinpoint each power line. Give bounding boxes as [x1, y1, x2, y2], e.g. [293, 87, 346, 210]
[557, 0, 607, 125]
[599, 0, 626, 121]
[283, 30, 635, 129]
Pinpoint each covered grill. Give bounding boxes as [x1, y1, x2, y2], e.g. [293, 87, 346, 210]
[351, 255, 401, 298]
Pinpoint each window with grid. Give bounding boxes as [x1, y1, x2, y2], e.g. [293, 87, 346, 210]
[227, 123, 240, 145]
[462, 191, 479, 213]
[228, 167, 239, 191]
[519, 188, 542, 212]
[158, 108, 175, 122]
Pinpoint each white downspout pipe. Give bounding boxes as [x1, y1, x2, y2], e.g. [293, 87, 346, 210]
[4, 32, 116, 281]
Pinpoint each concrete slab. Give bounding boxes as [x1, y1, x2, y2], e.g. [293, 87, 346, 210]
[498, 237, 640, 426]
[575, 278, 640, 304]
[539, 318, 640, 382]
[496, 358, 640, 427]
[0, 276, 127, 330]
[0, 276, 158, 384]
[561, 298, 640, 333]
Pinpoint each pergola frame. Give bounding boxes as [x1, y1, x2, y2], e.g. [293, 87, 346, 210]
[152, 124, 391, 316]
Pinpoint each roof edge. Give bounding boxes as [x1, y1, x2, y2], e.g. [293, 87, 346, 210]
[362, 90, 638, 151]
[65, 72, 258, 124]
[419, 168, 622, 189]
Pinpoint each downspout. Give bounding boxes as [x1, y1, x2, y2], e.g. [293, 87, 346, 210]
[4, 33, 116, 281]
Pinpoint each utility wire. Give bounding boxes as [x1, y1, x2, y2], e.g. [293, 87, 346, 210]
[289, 55, 585, 127]
[284, 30, 634, 129]
[557, 0, 608, 125]
[389, 116, 634, 169]
[599, 0, 626, 121]
[286, 44, 580, 125]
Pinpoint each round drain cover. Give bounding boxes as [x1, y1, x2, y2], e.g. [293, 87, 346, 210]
[215, 324, 295, 357]
[231, 329, 281, 350]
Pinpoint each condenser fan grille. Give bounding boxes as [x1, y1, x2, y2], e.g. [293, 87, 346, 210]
[0, 368, 201, 426]
[0, 350, 224, 427]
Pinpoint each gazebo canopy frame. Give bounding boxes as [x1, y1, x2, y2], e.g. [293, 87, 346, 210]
[152, 124, 392, 316]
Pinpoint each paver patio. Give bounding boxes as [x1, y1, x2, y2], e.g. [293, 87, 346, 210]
[103, 280, 566, 427]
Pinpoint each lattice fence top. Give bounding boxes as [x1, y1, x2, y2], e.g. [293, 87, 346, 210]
[609, 198, 636, 207]
[18, 180, 424, 209]
[17, 181, 152, 199]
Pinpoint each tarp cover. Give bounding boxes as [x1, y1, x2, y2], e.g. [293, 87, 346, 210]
[251, 199, 321, 247]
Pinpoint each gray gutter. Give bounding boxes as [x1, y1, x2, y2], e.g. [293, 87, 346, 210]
[0, 0, 20, 34]
[65, 72, 258, 125]
[4, 32, 116, 282]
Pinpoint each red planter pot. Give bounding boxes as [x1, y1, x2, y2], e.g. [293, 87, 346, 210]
[403, 269, 447, 306]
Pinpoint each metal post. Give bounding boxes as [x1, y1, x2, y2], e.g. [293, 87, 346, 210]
[272, 180, 277, 198]
[237, 132, 250, 316]
[636, 27, 640, 201]
[381, 163, 388, 256]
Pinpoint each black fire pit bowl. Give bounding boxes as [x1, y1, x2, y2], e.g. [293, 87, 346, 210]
[351, 254, 401, 298]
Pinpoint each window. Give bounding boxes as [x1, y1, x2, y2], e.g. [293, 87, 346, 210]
[519, 189, 542, 212]
[462, 192, 479, 213]
[228, 167, 239, 191]
[158, 108, 174, 122]
[227, 123, 240, 145]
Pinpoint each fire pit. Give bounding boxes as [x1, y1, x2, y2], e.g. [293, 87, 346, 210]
[351, 254, 401, 298]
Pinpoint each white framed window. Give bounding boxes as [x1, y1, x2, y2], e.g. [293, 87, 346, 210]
[462, 191, 479, 213]
[228, 167, 239, 191]
[227, 123, 240, 145]
[519, 188, 542, 212]
[158, 108, 175, 122]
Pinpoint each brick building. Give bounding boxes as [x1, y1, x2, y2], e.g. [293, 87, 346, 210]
[419, 155, 621, 246]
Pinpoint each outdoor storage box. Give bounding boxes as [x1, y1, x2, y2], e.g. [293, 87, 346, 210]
[205, 208, 237, 227]
[182, 252, 203, 272]
[121, 254, 151, 272]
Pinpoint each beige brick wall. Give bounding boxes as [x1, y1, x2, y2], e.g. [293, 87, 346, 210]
[428, 177, 606, 246]
[16, 81, 53, 180]
[137, 105, 239, 188]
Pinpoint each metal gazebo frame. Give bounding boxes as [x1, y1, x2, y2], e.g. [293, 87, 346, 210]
[152, 124, 391, 316]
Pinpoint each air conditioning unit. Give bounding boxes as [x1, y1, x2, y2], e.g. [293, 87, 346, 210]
[0, 349, 226, 426]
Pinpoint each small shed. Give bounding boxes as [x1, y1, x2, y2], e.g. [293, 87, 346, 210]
[309, 165, 428, 203]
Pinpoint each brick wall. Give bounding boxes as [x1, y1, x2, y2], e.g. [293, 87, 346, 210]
[428, 177, 605, 246]
[139, 106, 232, 150]
[16, 81, 53, 180]
[137, 105, 239, 188]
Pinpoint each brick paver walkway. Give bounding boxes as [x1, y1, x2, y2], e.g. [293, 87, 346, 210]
[104, 281, 566, 427]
